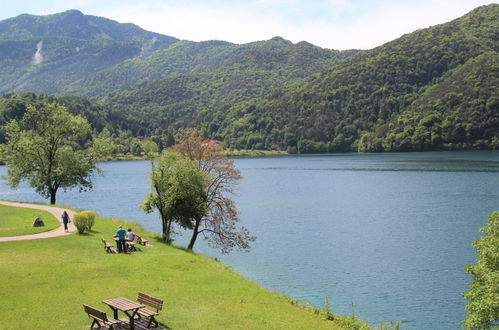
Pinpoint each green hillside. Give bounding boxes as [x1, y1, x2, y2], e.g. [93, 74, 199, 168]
[0, 10, 177, 95]
[84, 4, 498, 152]
[0, 204, 361, 329]
[0, 5, 497, 153]
[98, 37, 359, 136]
[65, 37, 359, 98]
[214, 3, 499, 152]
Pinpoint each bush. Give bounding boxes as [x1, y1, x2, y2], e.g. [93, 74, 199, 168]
[73, 212, 87, 234]
[80, 211, 96, 231]
[73, 211, 97, 234]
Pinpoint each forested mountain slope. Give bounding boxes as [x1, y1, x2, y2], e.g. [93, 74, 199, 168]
[98, 37, 359, 135]
[214, 3, 498, 151]
[65, 37, 358, 97]
[0, 5, 497, 153]
[0, 10, 177, 94]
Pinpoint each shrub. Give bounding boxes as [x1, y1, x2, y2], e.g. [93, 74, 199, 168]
[73, 211, 97, 234]
[80, 211, 96, 231]
[73, 212, 87, 234]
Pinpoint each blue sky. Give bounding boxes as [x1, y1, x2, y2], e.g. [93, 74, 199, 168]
[1, 0, 497, 49]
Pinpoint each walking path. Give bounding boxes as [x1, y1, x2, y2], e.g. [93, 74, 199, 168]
[0, 201, 76, 242]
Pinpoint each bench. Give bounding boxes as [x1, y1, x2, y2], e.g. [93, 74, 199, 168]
[126, 240, 137, 252]
[136, 292, 163, 328]
[136, 235, 148, 246]
[83, 304, 124, 329]
[102, 238, 117, 254]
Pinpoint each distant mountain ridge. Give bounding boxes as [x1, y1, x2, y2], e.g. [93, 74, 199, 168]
[0, 9, 178, 94]
[0, 5, 497, 153]
[0, 9, 175, 42]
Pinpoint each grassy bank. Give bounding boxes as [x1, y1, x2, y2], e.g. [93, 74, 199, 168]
[0, 203, 367, 329]
[0, 204, 59, 236]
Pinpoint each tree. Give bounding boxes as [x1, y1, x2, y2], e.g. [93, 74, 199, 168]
[462, 211, 499, 329]
[140, 152, 208, 243]
[1, 103, 113, 204]
[141, 138, 159, 158]
[170, 129, 255, 253]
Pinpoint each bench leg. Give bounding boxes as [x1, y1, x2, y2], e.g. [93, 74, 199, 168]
[147, 316, 158, 328]
[90, 318, 100, 329]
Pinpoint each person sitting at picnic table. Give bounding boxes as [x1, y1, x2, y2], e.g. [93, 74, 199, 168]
[114, 225, 127, 253]
[127, 228, 135, 241]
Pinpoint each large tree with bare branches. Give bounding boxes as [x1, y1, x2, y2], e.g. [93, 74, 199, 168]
[170, 129, 255, 253]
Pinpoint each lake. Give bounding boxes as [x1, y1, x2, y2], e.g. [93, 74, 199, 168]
[1, 151, 498, 329]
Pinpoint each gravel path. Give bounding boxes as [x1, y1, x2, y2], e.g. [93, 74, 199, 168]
[0, 201, 77, 242]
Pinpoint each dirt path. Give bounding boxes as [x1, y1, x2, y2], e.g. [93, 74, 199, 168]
[0, 201, 77, 242]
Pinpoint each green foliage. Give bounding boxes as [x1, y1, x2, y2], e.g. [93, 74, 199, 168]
[81, 210, 96, 231]
[462, 211, 499, 329]
[73, 212, 87, 234]
[1, 103, 109, 204]
[140, 152, 208, 242]
[73, 211, 96, 234]
[97, 4, 498, 153]
[0, 5, 497, 154]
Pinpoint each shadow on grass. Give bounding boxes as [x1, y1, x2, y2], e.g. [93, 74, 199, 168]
[152, 236, 196, 255]
[101, 318, 171, 329]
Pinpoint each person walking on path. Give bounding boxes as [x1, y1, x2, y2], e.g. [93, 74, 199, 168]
[115, 225, 127, 253]
[61, 211, 70, 232]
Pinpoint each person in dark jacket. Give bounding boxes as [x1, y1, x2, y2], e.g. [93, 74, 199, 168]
[61, 211, 70, 232]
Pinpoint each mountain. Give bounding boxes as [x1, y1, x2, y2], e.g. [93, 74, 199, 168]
[0, 5, 497, 153]
[213, 3, 498, 151]
[0, 10, 178, 94]
[64, 37, 359, 98]
[97, 37, 359, 135]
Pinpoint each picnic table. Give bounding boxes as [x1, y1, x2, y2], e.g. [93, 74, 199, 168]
[102, 297, 144, 330]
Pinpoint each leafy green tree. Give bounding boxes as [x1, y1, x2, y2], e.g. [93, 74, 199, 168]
[141, 138, 159, 158]
[140, 152, 208, 243]
[462, 211, 499, 329]
[1, 103, 113, 204]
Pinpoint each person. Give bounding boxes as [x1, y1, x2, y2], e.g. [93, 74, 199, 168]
[127, 228, 135, 242]
[115, 225, 127, 253]
[61, 211, 70, 232]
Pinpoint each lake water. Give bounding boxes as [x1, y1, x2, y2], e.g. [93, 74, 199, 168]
[1, 151, 498, 329]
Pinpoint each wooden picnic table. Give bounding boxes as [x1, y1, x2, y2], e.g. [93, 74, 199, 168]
[102, 297, 144, 329]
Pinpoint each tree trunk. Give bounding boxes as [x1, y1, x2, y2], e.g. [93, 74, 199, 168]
[49, 189, 56, 204]
[188, 218, 201, 250]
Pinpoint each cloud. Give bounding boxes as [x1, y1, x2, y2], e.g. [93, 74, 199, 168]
[96, 0, 494, 49]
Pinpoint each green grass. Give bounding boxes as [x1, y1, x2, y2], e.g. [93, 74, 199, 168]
[0, 204, 60, 237]
[0, 204, 350, 329]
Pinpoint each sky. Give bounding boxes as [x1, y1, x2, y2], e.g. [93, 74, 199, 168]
[1, 0, 497, 49]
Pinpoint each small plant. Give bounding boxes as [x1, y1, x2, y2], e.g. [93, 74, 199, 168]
[73, 212, 87, 234]
[73, 210, 97, 234]
[377, 320, 401, 330]
[321, 297, 335, 320]
[80, 211, 96, 231]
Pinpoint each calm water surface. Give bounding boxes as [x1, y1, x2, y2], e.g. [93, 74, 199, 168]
[1, 151, 498, 329]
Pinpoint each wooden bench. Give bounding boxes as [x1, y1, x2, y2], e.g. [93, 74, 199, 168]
[102, 238, 117, 254]
[136, 235, 148, 246]
[83, 304, 124, 329]
[126, 240, 136, 252]
[136, 292, 163, 328]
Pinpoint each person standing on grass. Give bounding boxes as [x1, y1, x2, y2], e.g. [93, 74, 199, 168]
[115, 225, 127, 253]
[61, 211, 70, 232]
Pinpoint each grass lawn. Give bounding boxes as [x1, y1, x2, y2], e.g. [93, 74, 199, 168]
[0, 203, 367, 329]
[0, 204, 60, 237]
